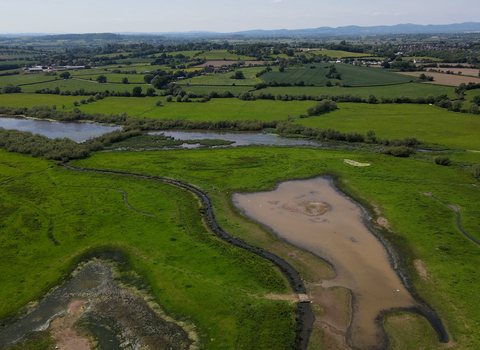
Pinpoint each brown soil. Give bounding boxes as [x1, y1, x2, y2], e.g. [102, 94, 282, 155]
[396, 71, 480, 86]
[413, 259, 428, 280]
[427, 67, 480, 77]
[283, 201, 331, 216]
[50, 300, 93, 350]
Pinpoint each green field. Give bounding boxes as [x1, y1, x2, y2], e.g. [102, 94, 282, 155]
[296, 103, 480, 150]
[198, 50, 257, 61]
[0, 73, 57, 87]
[184, 67, 265, 86]
[261, 63, 414, 86]
[253, 83, 455, 99]
[0, 150, 294, 349]
[316, 50, 372, 58]
[19, 79, 151, 94]
[72, 146, 480, 350]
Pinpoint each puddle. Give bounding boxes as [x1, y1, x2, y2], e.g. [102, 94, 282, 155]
[0, 116, 121, 142]
[233, 177, 420, 349]
[0, 260, 197, 350]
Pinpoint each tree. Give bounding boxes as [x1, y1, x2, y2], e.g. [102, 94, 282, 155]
[146, 87, 156, 97]
[230, 70, 245, 79]
[151, 75, 169, 89]
[165, 95, 173, 102]
[144, 74, 154, 84]
[122, 77, 128, 84]
[156, 100, 163, 107]
[59, 71, 70, 79]
[278, 66, 285, 73]
[96, 75, 107, 83]
[132, 86, 142, 97]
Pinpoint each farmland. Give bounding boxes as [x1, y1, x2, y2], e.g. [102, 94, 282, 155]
[1, 39, 480, 350]
[261, 63, 413, 86]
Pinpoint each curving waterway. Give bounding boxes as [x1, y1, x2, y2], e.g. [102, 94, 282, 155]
[233, 177, 447, 350]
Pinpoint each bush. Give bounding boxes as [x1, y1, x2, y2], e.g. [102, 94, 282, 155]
[156, 100, 163, 107]
[382, 146, 415, 157]
[165, 95, 173, 102]
[72, 100, 79, 106]
[434, 156, 451, 166]
[306, 99, 337, 116]
[473, 164, 480, 177]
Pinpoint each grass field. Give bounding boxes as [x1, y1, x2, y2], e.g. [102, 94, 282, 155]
[19, 79, 151, 94]
[178, 85, 252, 95]
[80, 97, 314, 121]
[296, 103, 480, 150]
[198, 50, 257, 61]
[261, 63, 413, 86]
[72, 146, 480, 350]
[317, 50, 372, 58]
[253, 83, 455, 99]
[0, 73, 57, 87]
[0, 150, 294, 349]
[184, 66, 265, 86]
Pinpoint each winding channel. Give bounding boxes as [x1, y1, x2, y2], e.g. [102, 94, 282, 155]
[423, 192, 480, 247]
[62, 163, 315, 350]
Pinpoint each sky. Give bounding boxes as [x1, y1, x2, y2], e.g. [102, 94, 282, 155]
[1, 0, 479, 34]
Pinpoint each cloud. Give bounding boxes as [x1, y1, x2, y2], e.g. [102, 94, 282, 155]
[371, 12, 402, 16]
[270, 0, 282, 3]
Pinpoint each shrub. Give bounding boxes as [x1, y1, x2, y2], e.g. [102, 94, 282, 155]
[156, 100, 163, 107]
[473, 164, 480, 177]
[382, 146, 415, 157]
[165, 95, 173, 102]
[434, 156, 451, 166]
[306, 99, 337, 116]
[72, 100, 79, 106]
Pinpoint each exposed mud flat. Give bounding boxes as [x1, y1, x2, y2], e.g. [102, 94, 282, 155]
[0, 260, 198, 350]
[233, 177, 420, 349]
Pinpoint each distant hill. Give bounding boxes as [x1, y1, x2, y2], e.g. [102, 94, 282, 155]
[232, 22, 480, 37]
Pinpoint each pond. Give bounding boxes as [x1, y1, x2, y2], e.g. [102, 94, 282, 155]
[0, 117, 121, 142]
[233, 177, 421, 349]
[150, 130, 322, 147]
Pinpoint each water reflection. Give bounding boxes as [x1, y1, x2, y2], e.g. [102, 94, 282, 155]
[0, 117, 121, 142]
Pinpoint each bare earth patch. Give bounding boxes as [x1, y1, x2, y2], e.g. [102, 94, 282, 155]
[283, 201, 331, 216]
[427, 67, 480, 77]
[396, 71, 480, 86]
[51, 300, 93, 350]
[413, 259, 428, 280]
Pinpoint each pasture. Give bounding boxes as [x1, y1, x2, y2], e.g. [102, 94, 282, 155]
[0, 150, 294, 349]
[296, 103, 480, 150]
[252, 83, 455, 99]
[261, 63, 413, 86]
[73, 146, 480, 350]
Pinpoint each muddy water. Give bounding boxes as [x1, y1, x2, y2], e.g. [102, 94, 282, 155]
[0, 260, 197, 350]
[233, 177, 419, 350]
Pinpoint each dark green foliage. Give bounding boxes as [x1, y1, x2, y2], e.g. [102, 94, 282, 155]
[306, 99, 337, 116]
[382, 146, 416, 157]
[231, 71, 245, 79]
[132, 86, 142, 97]
[473, 164, 480, 177]
[1, 84, 21, 94]
[434, 156, 452, 166]
[96, 75, 107, 83]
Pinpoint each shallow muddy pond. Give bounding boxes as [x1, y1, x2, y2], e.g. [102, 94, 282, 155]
[150, 130, 321, 147]
[0, 260, 197, 350]
[233, 177, 420, 349]
[0, 117, 121, 142]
